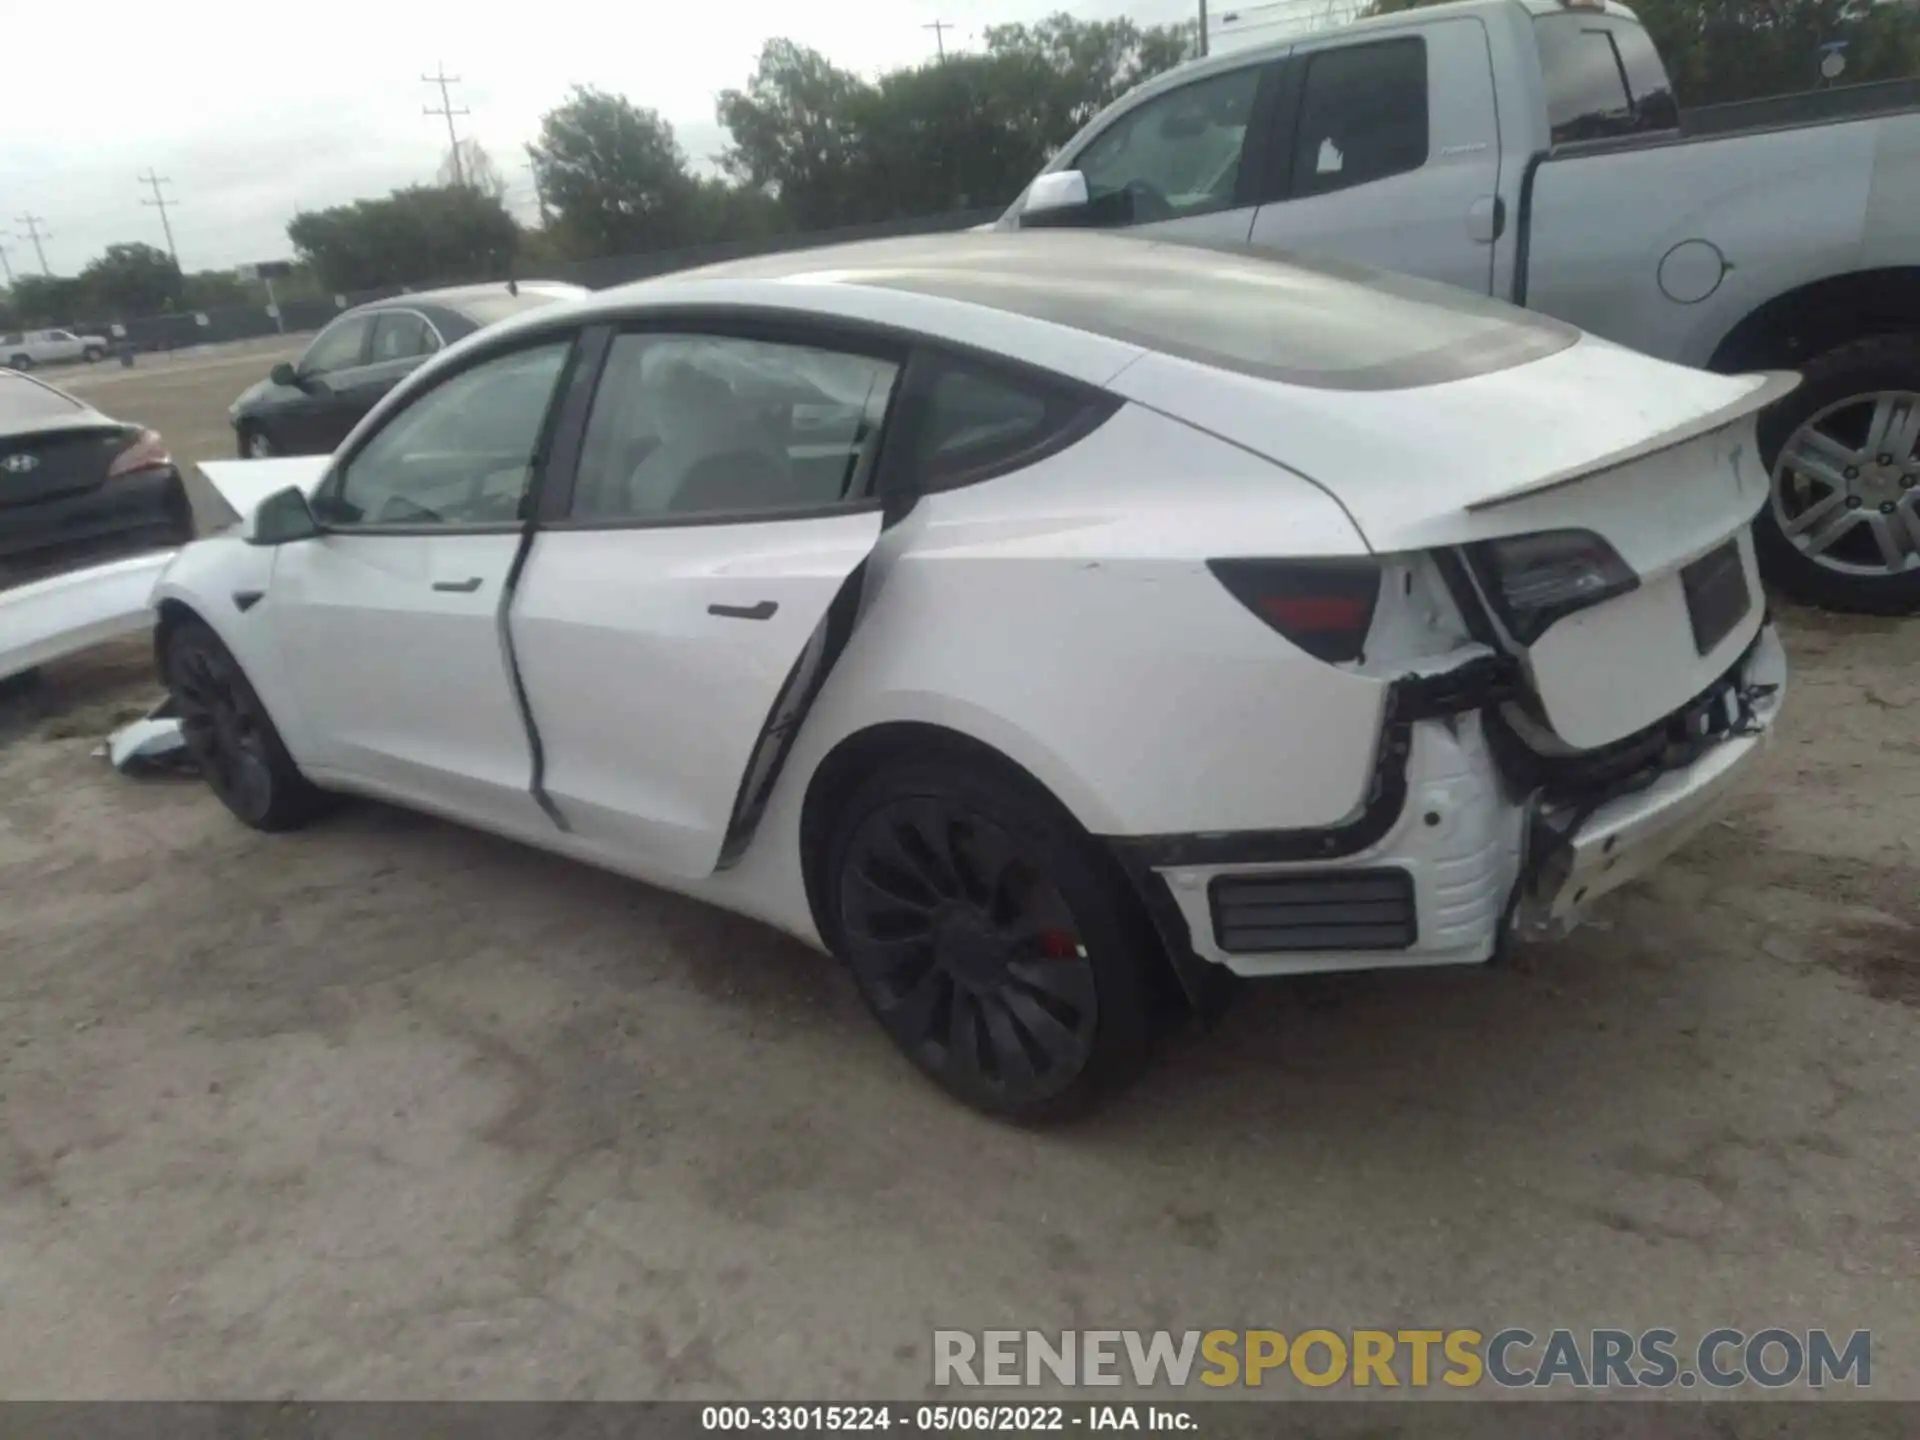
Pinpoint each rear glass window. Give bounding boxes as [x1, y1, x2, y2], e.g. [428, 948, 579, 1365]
[0, 372, 84, 423]
[1534, 15, 1679, 145]
[832, 234, 1577, 391]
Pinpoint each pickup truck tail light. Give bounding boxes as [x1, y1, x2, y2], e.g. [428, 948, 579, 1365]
[1207, 557, 1381, 662]
[107, 428, 171, 478]
[1464, 529, 1638, 644]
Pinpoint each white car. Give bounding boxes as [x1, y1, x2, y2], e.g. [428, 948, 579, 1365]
[3, 328, 111, 369]
[155, 233, 1789, 1119]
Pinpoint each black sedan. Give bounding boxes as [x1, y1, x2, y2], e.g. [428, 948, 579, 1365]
[228, 281, 587, 458]
[0, 367, 193, 588]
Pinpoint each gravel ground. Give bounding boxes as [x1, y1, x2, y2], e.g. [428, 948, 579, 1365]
[0, 357, 1913, 1402]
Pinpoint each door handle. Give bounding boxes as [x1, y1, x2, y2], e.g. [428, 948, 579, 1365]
[432, 576, 485, 593]
[708, 599, 778, 621]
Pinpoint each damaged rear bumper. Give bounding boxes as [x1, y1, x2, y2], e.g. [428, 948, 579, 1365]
[1108, 625, 1785, 984]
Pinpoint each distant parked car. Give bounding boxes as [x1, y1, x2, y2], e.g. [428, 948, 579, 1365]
[2, 328, 111, 369]
[0, 366, 190, 588]
[228, 281, 588, 458]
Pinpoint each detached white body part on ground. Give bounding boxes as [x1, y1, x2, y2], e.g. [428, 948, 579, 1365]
[0, 551, 176, 684]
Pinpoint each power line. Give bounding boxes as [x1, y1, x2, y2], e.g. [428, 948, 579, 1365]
[924, 18, 952, 60]
[13, 214, 51, 276]
[422, 63, 472, 187]
[138, 169, 181, 267]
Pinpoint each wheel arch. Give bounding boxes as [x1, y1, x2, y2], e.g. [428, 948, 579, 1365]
[1707, 266, 1920, 375]
[796, 718, 1199, 1018]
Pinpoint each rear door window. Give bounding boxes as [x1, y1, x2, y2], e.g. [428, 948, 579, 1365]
[370, 311, 438, 363]
[907, 356, 1113, 491]
[1288, 38, 1429, 198]
[1533, 15, 1678, 144]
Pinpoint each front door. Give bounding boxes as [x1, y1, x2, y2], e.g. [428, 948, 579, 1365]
[1036, 57, 1287, 249]
[280, 315, 375, 454]
[1247, 19, 1503, 295]
[269, 336, 575, 833]
[511, 325, 902, 878]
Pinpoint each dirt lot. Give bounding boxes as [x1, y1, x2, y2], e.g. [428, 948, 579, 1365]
[0, 355, 1915, 1401]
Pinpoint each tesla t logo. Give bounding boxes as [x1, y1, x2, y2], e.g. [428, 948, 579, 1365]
[0, 453, 38, 474]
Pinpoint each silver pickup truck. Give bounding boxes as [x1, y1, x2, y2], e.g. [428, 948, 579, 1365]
[1000, 0, 1920, 614]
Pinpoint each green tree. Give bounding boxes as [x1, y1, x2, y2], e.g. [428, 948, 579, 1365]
[181, 269, 254, 311]
[717, 15, 1195, 229]
[528, 87, 705, 257]
[78, 241, 184, 317]
[6, 274, 86, 327]
[287, 185, 520, 292]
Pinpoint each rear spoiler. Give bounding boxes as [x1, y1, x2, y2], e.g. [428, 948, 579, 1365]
[1466, 370, 1801, 512]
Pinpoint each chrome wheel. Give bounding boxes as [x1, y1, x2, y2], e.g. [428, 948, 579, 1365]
[1771, 389, 1920, 577]
[246, 429, 275, 459]
[837, 797, 1098, 1105]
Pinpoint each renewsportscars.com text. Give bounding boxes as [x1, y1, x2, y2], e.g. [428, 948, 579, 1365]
[932, 1328, 1871, 1391]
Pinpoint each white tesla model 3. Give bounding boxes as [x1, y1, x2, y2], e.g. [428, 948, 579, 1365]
[156, 233, 1789, 1119]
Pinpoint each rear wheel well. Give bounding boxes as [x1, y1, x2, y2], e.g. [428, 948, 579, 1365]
[798, 721, 1190, 1014]
[1708, 267, 1920, 373]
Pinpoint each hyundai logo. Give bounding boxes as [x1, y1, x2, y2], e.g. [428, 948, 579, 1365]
[0, 453, 39, 474]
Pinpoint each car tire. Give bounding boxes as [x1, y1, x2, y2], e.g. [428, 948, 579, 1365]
[6, 354, 30, 371]
[238, 425, 275, 459]
[1754, 332, 1920, 615]
[824, 753, 1161, 1121]
[162, 617, 334, 832]
[83, 346, 104, 363]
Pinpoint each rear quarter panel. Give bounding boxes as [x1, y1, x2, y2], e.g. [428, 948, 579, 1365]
[1527, 114, 1920, 366]
[766, 403, 1390, 842]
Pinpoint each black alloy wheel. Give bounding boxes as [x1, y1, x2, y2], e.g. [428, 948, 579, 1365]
[164, 619, 331, 831]
[830, 758, 1160, 1119]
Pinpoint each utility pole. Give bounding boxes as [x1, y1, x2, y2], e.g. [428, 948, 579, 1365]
[923, 19, 951, 60]
[137, 170, 180, 267]
[1198, 0, 1210, 56]
[523, 158, 550, 228]
[0, 236, 15, 288]
[423, 63, 471, 188]
[13, 214, 50, 275]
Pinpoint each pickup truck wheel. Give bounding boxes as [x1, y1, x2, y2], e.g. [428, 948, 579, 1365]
[6, 354, 30, 371]
[1756, 334, 1920, 615]
[82, 345, 104, 363]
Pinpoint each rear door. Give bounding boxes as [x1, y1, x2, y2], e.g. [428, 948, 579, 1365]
[1042, 57, 1289, 248]
[511, 321, 902, 878]
[1248, 19, 1503, 294]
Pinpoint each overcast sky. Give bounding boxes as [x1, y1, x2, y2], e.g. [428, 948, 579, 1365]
[0, 0, 1201, 279]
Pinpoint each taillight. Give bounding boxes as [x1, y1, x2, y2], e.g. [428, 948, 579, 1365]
[107, 428, 170, 478]
[1207, 557, 1381, 663]
[1465, 529, 1638, 644]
